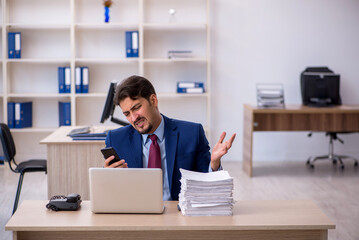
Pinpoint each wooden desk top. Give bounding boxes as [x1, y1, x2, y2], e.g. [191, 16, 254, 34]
[40, 126, 117, 144]
[6, 200, 335, 232]
[244, 104, 359, 114]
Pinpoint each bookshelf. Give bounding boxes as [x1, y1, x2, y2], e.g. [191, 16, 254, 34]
[1, 0, 210, 160]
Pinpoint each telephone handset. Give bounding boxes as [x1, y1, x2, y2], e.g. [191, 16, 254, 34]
[46, 193, 82, 211]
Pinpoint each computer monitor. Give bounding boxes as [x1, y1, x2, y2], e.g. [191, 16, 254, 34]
[300, 67, 341, 107]
[100, 82, 129, 126]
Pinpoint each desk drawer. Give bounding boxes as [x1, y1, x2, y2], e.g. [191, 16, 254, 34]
[253, 113, 359, 131]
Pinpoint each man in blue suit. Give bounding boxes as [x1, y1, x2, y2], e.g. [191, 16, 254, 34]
[104, 75, 235, 200]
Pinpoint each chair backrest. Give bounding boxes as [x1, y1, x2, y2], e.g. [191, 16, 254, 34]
[0, 123, 16, 162]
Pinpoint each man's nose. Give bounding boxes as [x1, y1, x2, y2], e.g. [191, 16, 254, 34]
[130, 112, 138, 123]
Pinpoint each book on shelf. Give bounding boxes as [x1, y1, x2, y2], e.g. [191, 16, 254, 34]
[177, 87, 204, 94]
[65, 67, 71, 93]
[256, 83, 285, 108]
[168, 50, 193, 59]
[58, 67, 65, 93]
[75, 66, 89, 94]
[8, 32, 21, 59]
[178, 169, 234, 216]
[58, 67, 71, 94]
[7, 102, 32, 128]
[125, 31, 139, 58]
[8, 33, 15, 58]
[59, 102, 71, 126]
[82, 67, 89, 93]
[75, 67, 82, 94]
[15, 102, 32, 128]
[177, 81, 205, 94]
[8, 32, 22, 59]
[178, 82, 204, 89]
[7, 102, 16, 128]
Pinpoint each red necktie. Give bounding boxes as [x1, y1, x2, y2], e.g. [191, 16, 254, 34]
[148, 134, 161, 168]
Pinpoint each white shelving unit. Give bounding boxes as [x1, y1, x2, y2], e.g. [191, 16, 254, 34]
[1, 0, 210, 160]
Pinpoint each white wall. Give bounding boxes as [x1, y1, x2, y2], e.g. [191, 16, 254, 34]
[210, 0, 359, 161]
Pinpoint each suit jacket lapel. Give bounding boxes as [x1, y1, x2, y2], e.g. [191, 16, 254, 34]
[129, 127, 143, 168]
[163, 115, 178, 192]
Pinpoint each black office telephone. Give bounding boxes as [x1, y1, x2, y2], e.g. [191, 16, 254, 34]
[46, 194, 82, 211]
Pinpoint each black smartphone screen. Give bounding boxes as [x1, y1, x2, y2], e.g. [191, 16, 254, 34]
[101, 147, 121, 165]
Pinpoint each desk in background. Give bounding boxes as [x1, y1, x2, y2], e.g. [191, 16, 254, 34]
[243, 104, 359, 177]
[6, 200, 335, 240]
[40, 126, 115, 199]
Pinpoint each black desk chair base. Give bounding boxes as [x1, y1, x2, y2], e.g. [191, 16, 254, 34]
[306, 154, 358, 169]
[306, 132, 358, 169]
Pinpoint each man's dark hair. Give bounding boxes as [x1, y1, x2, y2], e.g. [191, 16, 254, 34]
[114, 75, 156, 105]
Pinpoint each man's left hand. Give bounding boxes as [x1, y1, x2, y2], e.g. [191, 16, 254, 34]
[211, 132, 236, 171]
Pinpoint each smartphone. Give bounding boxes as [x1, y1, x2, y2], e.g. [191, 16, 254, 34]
[101, 147, 121, 165]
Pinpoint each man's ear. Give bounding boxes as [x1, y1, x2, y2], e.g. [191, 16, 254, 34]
[150, 94, 158, 106]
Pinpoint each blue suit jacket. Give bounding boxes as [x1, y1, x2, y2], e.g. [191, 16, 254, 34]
[105, 115, 210, 200]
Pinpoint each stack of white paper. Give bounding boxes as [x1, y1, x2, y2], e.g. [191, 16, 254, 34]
[178, 168, 234, 216]
[256, 83, 285, 108]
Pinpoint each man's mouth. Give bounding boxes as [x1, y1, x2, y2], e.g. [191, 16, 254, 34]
[134, 118, 145, 128]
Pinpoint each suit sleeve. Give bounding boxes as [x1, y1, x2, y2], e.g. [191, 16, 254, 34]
[195, 124, 211, 172]
[105, 130, 113, 147]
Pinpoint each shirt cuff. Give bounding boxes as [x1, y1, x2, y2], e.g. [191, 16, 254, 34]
[208, 163, 223, 172]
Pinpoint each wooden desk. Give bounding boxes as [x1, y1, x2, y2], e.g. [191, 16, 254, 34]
[243, 104, 359, 177]
[6, 200, 335, 240]
[40, 126, 115, 199]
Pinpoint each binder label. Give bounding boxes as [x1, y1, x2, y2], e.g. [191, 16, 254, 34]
[82, 68, 89, 85]
[132, 32, 138, 50]
[75, 67, 81, 85]
[15, 103, 20, 121]
[65, 68, 71, 85]
[65, 67, 71, 93]
[15, 33, 21, 51]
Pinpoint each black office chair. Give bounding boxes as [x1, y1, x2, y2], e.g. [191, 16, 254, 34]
[306, 132, 358, 169]
[0, 123, 47, 215]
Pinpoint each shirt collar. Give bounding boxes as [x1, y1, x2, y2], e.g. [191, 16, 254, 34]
[142, 115, 165, 144]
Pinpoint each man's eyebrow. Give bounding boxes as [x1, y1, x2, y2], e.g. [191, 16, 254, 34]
[123, 103, 141, 114]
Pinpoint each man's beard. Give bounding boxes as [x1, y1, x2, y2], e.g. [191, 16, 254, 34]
[137, 124, 153, 134]
[134, 117, 153, 134]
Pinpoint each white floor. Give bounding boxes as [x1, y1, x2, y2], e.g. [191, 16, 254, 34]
[1, 160, 359, 240]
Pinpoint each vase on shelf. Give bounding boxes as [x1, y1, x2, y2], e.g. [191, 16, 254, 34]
[104, 6, 110, 23]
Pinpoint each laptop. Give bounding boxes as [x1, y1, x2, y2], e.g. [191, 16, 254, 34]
[89, 168, 164, 214]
